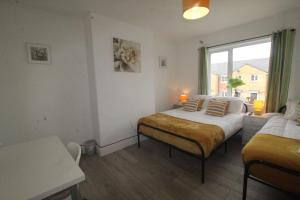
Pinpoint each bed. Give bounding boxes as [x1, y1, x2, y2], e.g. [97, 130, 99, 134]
[242, 115, 300, 199]
[137, 96, 246, 183]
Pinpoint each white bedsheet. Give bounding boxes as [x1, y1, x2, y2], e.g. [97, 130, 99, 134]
[257, 116, 300, 140]
[162, 109, 243, 140]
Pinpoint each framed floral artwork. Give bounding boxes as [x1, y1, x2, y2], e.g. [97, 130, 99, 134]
[113, 38, 141, 72]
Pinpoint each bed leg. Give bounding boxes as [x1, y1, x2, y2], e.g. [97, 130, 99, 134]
[137, 132, 141, 148]
[224, 141, 228, 153]
[169, 146, 172, 158]
[242, 166, 249, 200]
[201, 158, 205, 184]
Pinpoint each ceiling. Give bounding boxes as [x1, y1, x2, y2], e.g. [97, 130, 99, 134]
[12, 0, 300, 41]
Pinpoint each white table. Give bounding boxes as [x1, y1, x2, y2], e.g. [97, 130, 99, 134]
[0, 136, 85, 200]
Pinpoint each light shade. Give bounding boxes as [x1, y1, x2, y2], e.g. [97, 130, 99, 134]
[253, 100, 265, 115]
[179, 94, 188, 102]
[183, 0, 210, 20]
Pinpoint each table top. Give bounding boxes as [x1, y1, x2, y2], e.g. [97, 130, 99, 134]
[0, 136, 85, 200]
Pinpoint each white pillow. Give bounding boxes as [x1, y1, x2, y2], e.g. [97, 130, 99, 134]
[214, 96, 243, 114]
[284, 100, 300, 121]
[193, 95, 211, 99]
[193, 95, 211, 108]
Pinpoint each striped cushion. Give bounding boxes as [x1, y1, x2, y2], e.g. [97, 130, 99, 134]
[183, 99, 204, 112]
[206, 99, 230, 117]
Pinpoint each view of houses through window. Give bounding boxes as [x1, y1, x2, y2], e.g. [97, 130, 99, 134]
[209, 38, 271, 103]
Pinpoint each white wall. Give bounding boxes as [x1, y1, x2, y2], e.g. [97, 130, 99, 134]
[0, 2, 94, 145]
[89, 14, 157, 156]
[175, 8, 300, 100]
[153, 36, 178, 112]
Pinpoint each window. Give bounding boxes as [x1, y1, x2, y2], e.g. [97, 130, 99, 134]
[209, 38, 271, 101]
[250, 92, 258, 103]
[221, 75, 228, 82]
[251, 75, 258, 81]
[250, 92, 258, 99]
[221, 91, 228, 97]
[210, 51, 228, 96]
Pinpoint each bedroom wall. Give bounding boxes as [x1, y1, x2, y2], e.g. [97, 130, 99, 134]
[153, 35, 178, 112]
[175, 7, 300, 100]
[0, 1, 95, 145]
[88, 14, 157, 156]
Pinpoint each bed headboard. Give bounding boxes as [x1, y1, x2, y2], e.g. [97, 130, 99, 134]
[278, 105, 286, 114]
[242, 103, 248, 113]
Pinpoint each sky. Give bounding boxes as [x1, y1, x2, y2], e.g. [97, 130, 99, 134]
[210, 42, 271, 64]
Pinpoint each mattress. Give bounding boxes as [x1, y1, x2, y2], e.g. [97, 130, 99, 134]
[257, 115, 300, 140]
[243, 115, 300, 194]
[162, 108, 244, 140]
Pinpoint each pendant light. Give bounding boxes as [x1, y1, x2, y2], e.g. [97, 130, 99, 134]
[183, 0, 210, 20]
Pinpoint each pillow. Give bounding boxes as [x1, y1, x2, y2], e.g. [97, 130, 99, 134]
[215, 97, 243, 113]
[206, 99, 230, 117]
[193, 95, 210, 99]
[193, 95, 211, 108]
[284, 100, 300, 121]
[183, 99, 204, 112]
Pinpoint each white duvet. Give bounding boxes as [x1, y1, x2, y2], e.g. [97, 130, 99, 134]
[257, 115, 300, 140]
[162, 109, 243, 140]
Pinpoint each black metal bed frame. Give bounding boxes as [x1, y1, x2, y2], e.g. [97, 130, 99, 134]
[242, 160, 300, 200]
[137, 103, 248, 184]
[242, 105, 300, 200]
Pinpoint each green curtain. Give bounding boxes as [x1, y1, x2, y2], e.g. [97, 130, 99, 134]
[198, 47, 208, 95]
[266, 29, 296, 112]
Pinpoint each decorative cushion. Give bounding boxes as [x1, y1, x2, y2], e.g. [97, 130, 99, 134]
[183, 99, 205, 112]
[284, 100, 300, 121]
[193, 95, 211, 108]
[206, 99, 230, 117]
[214, 97, 243, 113]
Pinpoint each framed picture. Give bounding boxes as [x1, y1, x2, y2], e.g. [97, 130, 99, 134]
[159, 56, 167, 68]
[27, 43, 51, 64]
[113, 38, 141, 72]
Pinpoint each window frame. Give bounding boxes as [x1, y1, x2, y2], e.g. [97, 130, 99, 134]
[208, 37, 271, 97]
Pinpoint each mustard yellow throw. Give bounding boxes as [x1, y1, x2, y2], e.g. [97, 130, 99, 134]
[242, 134, 300, 194]
[138, 113, 225, 158]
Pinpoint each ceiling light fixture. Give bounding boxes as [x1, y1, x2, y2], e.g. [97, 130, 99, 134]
[183, 0, 210, 20]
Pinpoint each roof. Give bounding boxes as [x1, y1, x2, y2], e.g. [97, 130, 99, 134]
[211, 58, 269, 75]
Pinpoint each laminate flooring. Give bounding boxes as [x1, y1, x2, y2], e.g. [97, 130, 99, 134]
[79, 134, 297, 200]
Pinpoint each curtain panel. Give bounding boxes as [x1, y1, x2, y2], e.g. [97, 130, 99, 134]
[198, 47, 209, 95]
[266, 29, 296, 112]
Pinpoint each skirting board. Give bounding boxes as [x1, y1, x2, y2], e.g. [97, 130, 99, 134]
[97, 135, 147, 157]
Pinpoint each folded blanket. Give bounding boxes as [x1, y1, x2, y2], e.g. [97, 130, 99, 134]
[138, 113, 225, 158]
[242, 134, 300, 194]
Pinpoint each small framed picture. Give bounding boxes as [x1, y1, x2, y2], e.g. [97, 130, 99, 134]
[27, 43, 51, 64]
[159, 56, 167, 68]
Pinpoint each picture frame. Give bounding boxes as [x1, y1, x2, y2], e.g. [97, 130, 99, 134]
[27, 43, 51, 64]
[113, 38, 141, 73]
[159, 56, 167, 68]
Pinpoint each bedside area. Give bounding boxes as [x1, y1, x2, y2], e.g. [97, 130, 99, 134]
[242, 114, 269, 144]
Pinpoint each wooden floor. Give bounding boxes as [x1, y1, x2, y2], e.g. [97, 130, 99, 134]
[79, 134, 297, 200]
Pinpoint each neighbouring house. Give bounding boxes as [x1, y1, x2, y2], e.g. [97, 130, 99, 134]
[211, 58, 269, 101]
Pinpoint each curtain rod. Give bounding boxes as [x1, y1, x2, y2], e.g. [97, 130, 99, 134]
[207, 29, 295, 49]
